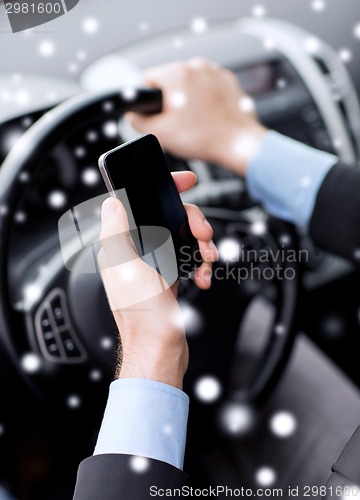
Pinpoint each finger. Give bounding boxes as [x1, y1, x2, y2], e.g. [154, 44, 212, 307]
[194, 261, 213, 290]
[99, 197, 138, 269]
[184, 203, 214, 242]
[142, 61, 184, 87]
[172, 171, 197, 193]
[125, 111, 163, 136]
[188, 57, 216, 70]
[198, 239, 218, 263]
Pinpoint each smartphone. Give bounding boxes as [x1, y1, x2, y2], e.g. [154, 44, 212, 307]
[98, 134, 200, 280]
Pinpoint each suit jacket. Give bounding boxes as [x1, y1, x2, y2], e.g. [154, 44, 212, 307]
[72, 454, 187, 500]
[325, 426, 360, 497]
[309, 163, 360, 263]
[73, 163, 360, 499]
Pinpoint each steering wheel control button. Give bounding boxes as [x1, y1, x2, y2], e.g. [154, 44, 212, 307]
[40, 312, 52, 331]
[59, 331, 82, 358]
[35, 288, 87, 364]
[48, 343, 60, 355]
[51, 296, 66, 328]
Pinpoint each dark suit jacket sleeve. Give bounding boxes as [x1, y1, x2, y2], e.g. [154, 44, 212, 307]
[325, 426, 360, 498]
[73, 454, 188, 500]
[309, 163, 360, 263]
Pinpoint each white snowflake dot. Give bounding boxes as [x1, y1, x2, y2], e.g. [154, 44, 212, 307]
[48, 191, 67, 209]
[19, 171, 30, 183]
[218, 238, 241, 263]
[15, 211, 26, 223]
[342, 486, 360, 499]
[22, 117, 33, 127]
[103, 121, 118, 139]
[279, 234, 291, 246]
[252, 5, 266, 17]
[169, 91, 187, 109]
[86, 130, 98, 142]
[82, 168, 100, 186]
[219, 402, 254, 435]
[67, 395, 81, 409]
[194, 376, 222, 403]
[304, 36, 321, 54]
[68, 63, 79, 74]
[173, 38, 184, 49]
[14, 90, 30, 106]
[354, 249, 360, 260]
[354, 23, 360, 39]
[23, 283, 42, 303]
[21, 353, 42, 373]
[274, 324, 286, 336]
[129, 456, 149, 473]
[38, 40, 55, 57]
[270, 411, 297, 438]
[100, 337, 113, 350]
[12, 73, 22, 84]
[82, 18, 99, 35]
[179, 301, 203, 337]
[77, 50, 87, 61]
[121, 87, 137, 101]
[191, 17, 208, 34]
[139, 21, 149, 32]
[311, 0, 326, 12]
[89, 369, 102, 382]
[339, 49, 352, 63]
[251, 221, 267, 236]
[163, 424, 173, 435]
[47, 91, 59, 102]
[277, 78, 287, 89]
[255, 467, 277, 487]
[102, 101, 114, 112]
[75, 146, 86, 158]
[239, 97, 255, 113]
[301, 176, 312, 187]
[0, 90, 11, 103]
[263, 38, 275, 50]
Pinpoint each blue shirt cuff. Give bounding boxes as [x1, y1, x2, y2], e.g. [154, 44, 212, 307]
[93, 378, 189, 470]
[247, 131, 338, 227]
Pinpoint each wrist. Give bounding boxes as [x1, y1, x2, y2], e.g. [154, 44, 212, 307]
[118, 365, 185, 390]
[215, 123, 267, 176]
[116, 344, 188, 390]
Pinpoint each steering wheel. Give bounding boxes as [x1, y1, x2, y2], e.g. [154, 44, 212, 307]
[0, 89, 299, 445]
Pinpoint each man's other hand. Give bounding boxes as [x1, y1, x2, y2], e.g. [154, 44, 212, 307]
[126, 58, 267, 176]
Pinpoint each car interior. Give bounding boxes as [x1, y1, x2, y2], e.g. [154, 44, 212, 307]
[0, 1, 360, 498]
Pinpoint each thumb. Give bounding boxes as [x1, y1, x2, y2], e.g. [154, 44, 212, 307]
[99, 197, 138, 270]
[99, 197, 170, 311]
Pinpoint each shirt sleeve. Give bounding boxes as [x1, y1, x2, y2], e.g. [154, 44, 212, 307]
[246, 131, 338, 227]
[93, 378, 189, 470]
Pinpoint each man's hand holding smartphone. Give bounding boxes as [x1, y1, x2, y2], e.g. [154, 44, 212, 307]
[98, 170, 217, 390]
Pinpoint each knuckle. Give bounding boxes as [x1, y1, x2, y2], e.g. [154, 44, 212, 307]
[178, 63, 193, 81]
[189, 56, 210, 68]
[99, 230, 107, 245]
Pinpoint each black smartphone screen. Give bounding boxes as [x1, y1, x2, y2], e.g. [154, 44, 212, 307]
[99, 134, 199, 278]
